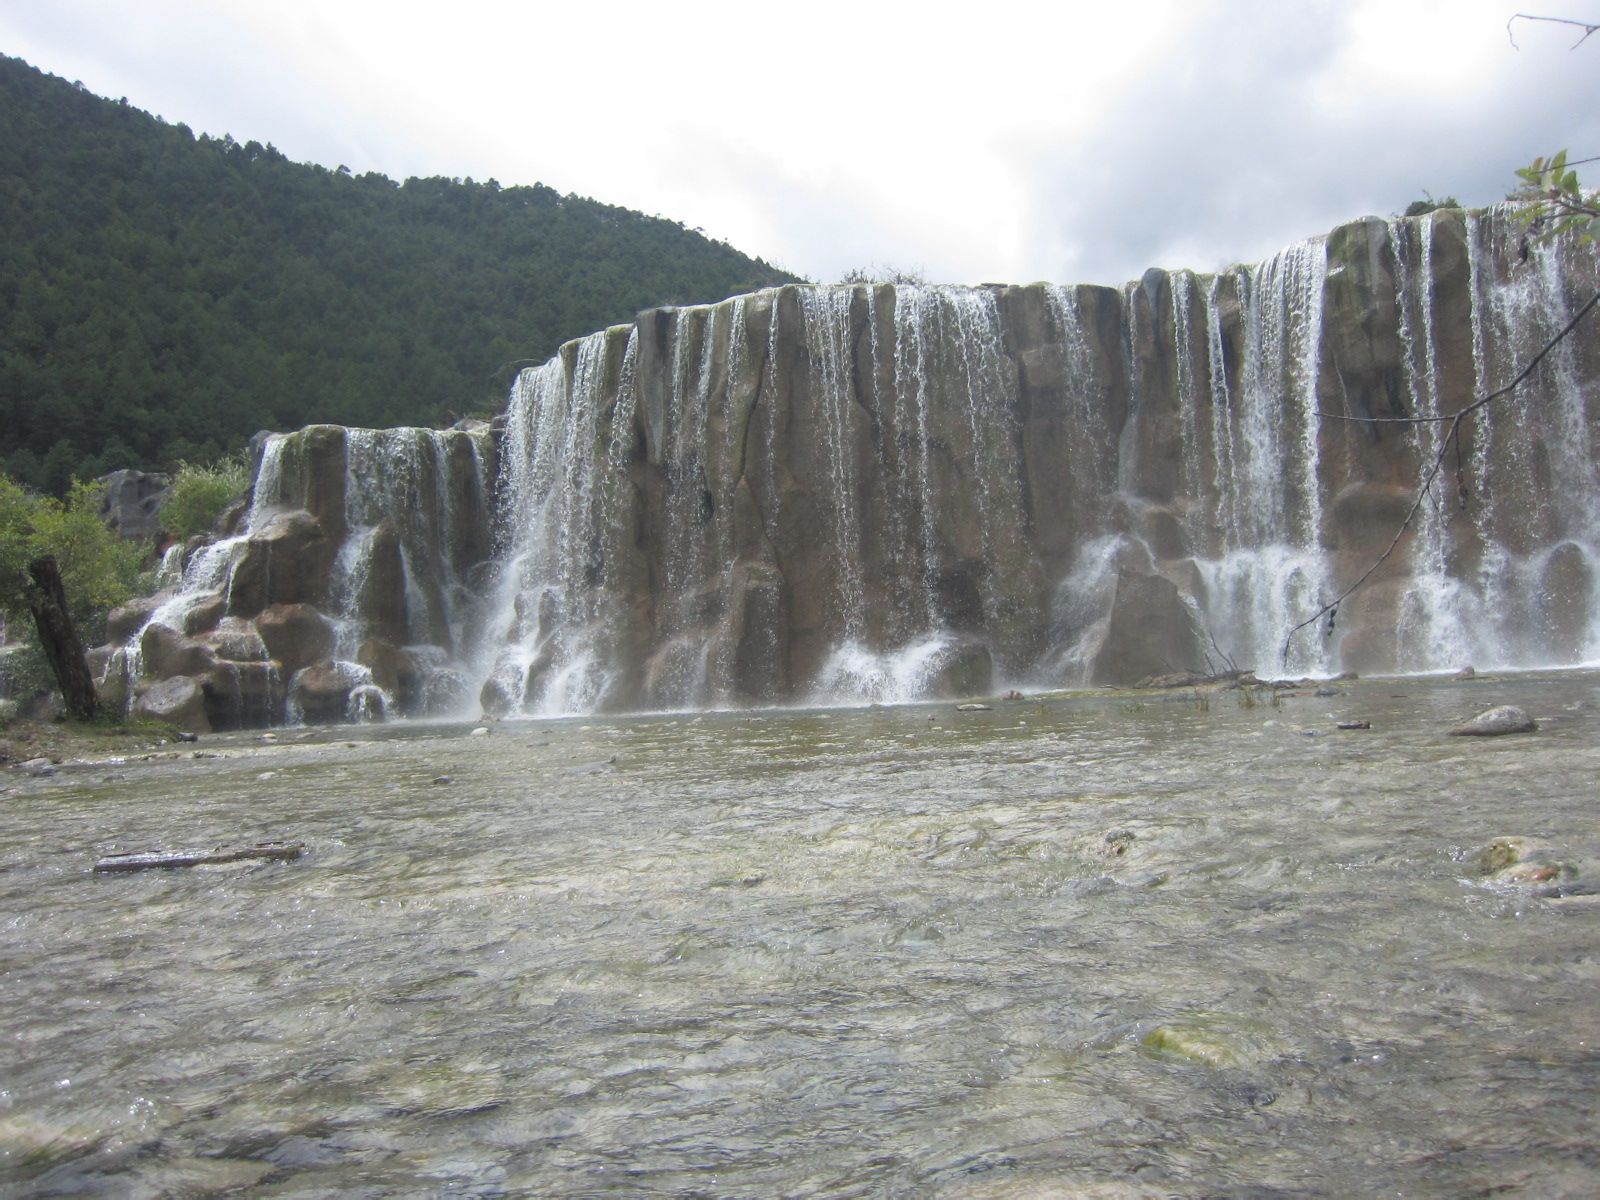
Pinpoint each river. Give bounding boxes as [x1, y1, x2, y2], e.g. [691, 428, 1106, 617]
[3, 673, 1598, 1196]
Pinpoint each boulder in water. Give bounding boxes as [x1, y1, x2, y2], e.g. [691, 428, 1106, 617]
[1087, 569, 1203, 687]
[1468, 837, 1581, 893]
[358, 638, 421, 709]
[1448, 705, 1536, 737]
[292, 660, 355, 725]
[929, 638, 993, 700]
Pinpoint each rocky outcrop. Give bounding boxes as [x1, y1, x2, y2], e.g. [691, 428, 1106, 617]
[97, 469, 170, 541]
[98, 207, 1600, 726]
[93, 424, 495, 729]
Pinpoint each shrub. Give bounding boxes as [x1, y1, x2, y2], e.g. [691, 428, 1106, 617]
[159, 455, 251, 540]
[0, 475, 148, 642]
[1402, 194, 1463, 218]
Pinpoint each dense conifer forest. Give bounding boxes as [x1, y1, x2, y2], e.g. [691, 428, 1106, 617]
[0, 54, 797, 493]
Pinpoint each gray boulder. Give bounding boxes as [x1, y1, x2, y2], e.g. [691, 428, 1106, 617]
[133, 676, 210, 732]
[97, 469, 171, 541]
[1448, 705, 1537, 737]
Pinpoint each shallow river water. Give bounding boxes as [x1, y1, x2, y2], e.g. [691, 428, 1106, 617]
[3, 673, 1599, 1197]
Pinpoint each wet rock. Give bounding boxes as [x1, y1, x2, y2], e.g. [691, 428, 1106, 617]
[1102, 829, 1136, 858]
[225, 509, 333, 618]
[132, 676, 210, 733]
[291, 660, 354, 725]
[358, 638, 420, 709]
[1139, 1024, 1244, 1068]
[928, 638, 993, 699]
[175, 730, 199, 743]
[1453, 664, 1476, 681]
[956, 702, 992, 712]
[201, 660, 284, 730]
[208, 620, 269, 663]
[256, 603, 336, 675]
[1448, 705, 1536, 737]
[17, 757, 56, 776]
[180, 593, 226, 637]
[139, 622, 218, 679]
[106, 596, 162, 643]
[1336, 720, 1371, 730]
[1088, 569, 1204, 687]
[431, 775, 453, 786]
[1468, 836, 1580, 893]
[469, 726, 490, 737]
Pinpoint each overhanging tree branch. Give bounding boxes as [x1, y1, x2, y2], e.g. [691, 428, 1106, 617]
[1281, 285, 1600, 665]
[1507, 13, 1600, 48]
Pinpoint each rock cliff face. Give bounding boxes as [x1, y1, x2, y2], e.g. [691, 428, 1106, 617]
[100, 207, 1600, 728]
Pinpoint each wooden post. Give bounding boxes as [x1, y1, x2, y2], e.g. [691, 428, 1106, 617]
[26, 555, 100, 720]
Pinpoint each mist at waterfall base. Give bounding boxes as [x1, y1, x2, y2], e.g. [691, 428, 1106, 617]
[101, 205, 1600, 729]
[6, 677, 1600, 1193]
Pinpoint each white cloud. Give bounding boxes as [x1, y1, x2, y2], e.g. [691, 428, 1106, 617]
[2, 0, 1596, 287]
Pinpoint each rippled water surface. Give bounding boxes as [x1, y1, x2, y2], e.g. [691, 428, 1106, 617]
[4, 674, 1600, 1196]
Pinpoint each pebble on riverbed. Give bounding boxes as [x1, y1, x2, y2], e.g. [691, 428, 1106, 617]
[1448, 705, 1537, 736]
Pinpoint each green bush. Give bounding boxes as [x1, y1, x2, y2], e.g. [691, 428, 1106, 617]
[160, 456, 251, 540]
[1402, 194, 1463, 218]
[0, 474, 148, 642]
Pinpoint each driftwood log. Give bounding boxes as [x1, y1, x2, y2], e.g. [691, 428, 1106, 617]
[94, 840, 305, 874]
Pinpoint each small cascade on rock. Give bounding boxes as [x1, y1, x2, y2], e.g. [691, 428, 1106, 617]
[1189, 240, 1331, 677]
[806, 284, 1034, 703]
[478, 327, 637, 715]
[1459, 208, 1600, 667]
[105, 422, 491, 730]
[292, 427, 482, 722]
[1389, 213, 1479, 670]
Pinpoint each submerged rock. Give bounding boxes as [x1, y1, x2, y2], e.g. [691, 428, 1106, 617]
[1139, 1024, 1245, 1069]
[1448, 705, 1537, 737]
[1467, 836, 1584, 895]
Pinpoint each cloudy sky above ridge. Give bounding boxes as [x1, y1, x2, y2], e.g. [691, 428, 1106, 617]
[2, 0, 1597, 288]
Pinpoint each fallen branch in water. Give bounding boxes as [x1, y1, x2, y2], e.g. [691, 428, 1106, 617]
[94, 840, 305, 874]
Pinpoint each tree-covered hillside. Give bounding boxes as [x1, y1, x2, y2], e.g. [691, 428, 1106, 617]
[0, 54, 797, 493]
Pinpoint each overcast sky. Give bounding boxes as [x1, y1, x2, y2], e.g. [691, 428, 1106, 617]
[2, 0, 1597, 287]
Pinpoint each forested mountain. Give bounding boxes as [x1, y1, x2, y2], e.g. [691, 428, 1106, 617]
[0, 54, 797, 493]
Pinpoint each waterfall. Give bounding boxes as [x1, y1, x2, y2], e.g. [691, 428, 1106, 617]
[109, 208, 1600, 728]
[1188, 240, 1331, 677]
[1459, 208, 1600, 667]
